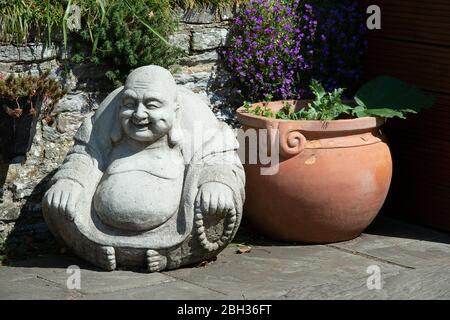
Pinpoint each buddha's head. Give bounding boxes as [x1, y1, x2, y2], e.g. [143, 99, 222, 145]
[119, 65, 180, 144]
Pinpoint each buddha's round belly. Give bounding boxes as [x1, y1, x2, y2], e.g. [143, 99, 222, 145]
[93, 171, 183, 231]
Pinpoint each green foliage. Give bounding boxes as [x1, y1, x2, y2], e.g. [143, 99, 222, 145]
[253, 105, 275, 118]
[243, 99, 276, 118]
[243, 77, 435, 121]
[0, 72, 66, 119]
[353, 76, 436, 119]
[352, 104, 406, 119]
[300, 80, 352, 120]
[274, 102, 301, 120]
[274, 80, 352, 120]
[70, 0, 181, 86]
[0, 0, 65, 44]
[242, 101, 252, 111]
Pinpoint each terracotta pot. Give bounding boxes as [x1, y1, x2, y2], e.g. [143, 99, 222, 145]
[237, 100, 393, 243]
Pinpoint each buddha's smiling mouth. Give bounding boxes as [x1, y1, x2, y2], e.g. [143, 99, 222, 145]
[130, 119, 151, 130]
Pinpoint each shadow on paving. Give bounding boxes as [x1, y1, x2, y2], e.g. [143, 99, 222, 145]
[235, 215, 450, 247]
[364, 216, 450, 245]
[7, 254, 93, 270]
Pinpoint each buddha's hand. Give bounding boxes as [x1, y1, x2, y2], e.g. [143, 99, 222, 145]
[195, 182, 234, 216]
[43, 179, 83, 221]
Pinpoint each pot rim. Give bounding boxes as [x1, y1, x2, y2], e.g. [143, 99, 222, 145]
[236, 99, 386, 132]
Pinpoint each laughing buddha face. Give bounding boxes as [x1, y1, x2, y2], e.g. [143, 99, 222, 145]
[120, 67, 178, 143]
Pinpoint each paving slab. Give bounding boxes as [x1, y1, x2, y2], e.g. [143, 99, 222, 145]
[1, 255, 175, 296]
[165, 245, 405, 299]
[0, 265, 82, 300]
[359, 241, 450, 269]
[333, 217, 450, 252]
[281, 278, 391, 300]
[0, 277, 82, 300]
[379, 265, 450, 299]
[331, 218, 450, 269]
[44, 268, 175, 295]
[83, 279, 228, 300]
[0, 265, 37, 282]
[283, 264, 450, 300]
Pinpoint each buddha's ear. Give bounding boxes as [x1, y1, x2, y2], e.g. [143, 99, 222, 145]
[110, 100, 123, 144]
[168, 95, 183, 148]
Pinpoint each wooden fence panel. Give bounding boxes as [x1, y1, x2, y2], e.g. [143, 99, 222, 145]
[362, 0, 450, 231]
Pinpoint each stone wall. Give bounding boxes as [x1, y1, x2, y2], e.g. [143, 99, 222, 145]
[0, 5, 239, 261]
[0, 92, 100, 258]
[171, 5, 241, 122]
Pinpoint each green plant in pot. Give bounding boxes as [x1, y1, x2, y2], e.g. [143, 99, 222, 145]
[0, 71, 66, 163]
[237, 77, 435, 243]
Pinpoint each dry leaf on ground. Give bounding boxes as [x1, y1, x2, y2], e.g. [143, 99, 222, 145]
[236, 245, 252, 254]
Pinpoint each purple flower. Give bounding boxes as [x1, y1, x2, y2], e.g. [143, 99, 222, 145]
[223, 0, 366, 101]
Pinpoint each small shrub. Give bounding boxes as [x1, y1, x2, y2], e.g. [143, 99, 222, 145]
[0, 71, 66, 120]
[70, 0, 181, 86]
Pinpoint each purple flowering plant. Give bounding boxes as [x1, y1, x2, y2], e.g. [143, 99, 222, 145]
[312, 0, 367, 94]
[224, 0, 317, 101]
[224, 0, 366, 102]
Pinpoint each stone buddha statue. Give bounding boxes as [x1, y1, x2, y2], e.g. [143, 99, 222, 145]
[42, 65, 245, 272]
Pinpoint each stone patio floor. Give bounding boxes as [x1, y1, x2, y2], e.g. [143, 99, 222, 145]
[1, 217, 449, 300]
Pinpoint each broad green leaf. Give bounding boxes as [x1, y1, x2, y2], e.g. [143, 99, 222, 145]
[352, 105, 368, 118]
[352, 107, 410, 119]
[355, 76, 435, 112]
